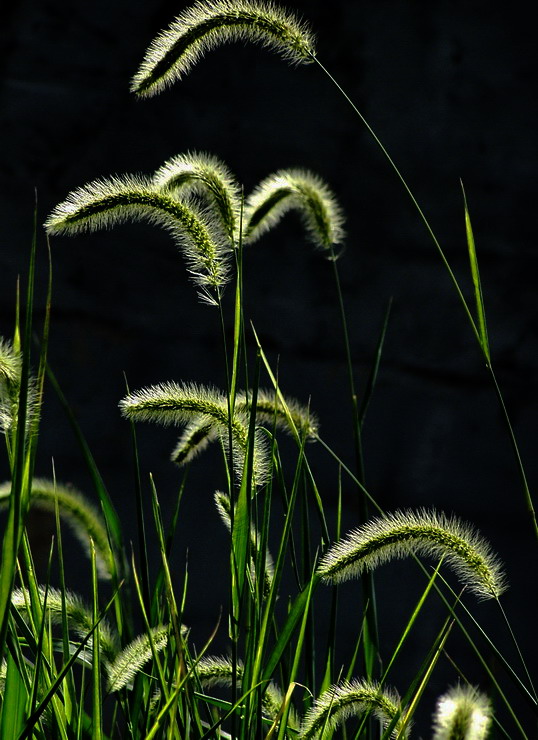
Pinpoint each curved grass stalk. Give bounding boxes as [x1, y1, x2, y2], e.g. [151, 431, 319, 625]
[299, 678, 407, 739]
[243, 168, 345, 251]
[119, 381, 269, 485]
[153, 151, 242, 244]
[0, 478, 116, 580]
[317, 509, 506, 600]
[432, 685, 492, 740]
[196, 655, 299, 729]
[310, 56, 537, 542]
[44, 174, 230, 304]
[131, 0, 315, 98]
[214, 490, 274, 596]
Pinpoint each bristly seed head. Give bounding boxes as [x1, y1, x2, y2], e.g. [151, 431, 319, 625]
[317, 508, 507, 600]
[432, 685, 492, 740]
[131, 0, 316, 98]
[153, 151, 242, 245]
[300, 678, 408, 739]
[119, 381, 270, 487]
[243, 168, 345, 251]
[45, 174, 231, 305]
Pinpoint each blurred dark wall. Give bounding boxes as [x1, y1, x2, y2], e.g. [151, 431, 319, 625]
[1, 0, 536, 731]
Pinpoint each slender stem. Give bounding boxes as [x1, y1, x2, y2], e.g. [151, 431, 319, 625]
[329, 250, 379, 680]
[487, 364, 538, 539]
[329, 253, 365, 484]
[497, 600, 538, 705]
[313, 54, 538, 543]
[313, 55, 481, 347]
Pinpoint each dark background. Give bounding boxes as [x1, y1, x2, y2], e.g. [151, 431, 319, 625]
[1, 0, 536, 734]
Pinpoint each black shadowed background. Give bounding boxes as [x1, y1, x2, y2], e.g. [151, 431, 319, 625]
[1, 0, 536, 734]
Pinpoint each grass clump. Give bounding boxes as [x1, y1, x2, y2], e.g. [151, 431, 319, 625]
[0, 1, 535, 738]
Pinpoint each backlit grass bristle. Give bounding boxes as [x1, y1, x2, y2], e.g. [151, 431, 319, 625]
[317, 509, 506, 600]
[131, 0, 316, 98]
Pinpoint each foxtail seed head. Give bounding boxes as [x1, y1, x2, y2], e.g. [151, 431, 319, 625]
[169, 388, 317, 466]
[237, 388, 319, 439]
[244, 168, 345, 251]
[119, 381, 269, 486]
[11, 586, 119, 663]
[432, 685, 492, 740]
[299, 678, 407, 739]
[317, 509, 506, 600]
[170, 416, 218, 466]
[106, 626, 169, 692]
[0, 337, 22, 434]
[0, 337, 38, 435]
[45, 174, 230, 305]
[214, 491, 274, 596]
[196, 655, 299, 728]
[131, 0, 316, 98]
[153, 151, 242, 244]
[0, 478, 116, 580]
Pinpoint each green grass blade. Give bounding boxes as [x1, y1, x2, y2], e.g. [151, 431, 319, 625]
[125, 382, 151, 613]
[0, 650, 28, 739]
[313, 56, 480, 346]
[358, 297, 392, 427]
[90, 538, 103, 740]
[45, 365, 124, 564]
[461, 182, 490, 364]
[276, 569, 317, 740]
[388, 616, 454, 740]
[0, 208, 39, 665]
[20, 587, 120, 740]
[380, 558, 443, 686]
[262, 574, 321, 684]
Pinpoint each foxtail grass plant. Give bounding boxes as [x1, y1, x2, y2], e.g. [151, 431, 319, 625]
[1, 1, 535, 738]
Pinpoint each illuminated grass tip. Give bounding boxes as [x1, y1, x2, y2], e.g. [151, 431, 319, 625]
[131, 0, 316, 98]
[300, 678, 407, 739]
[432, 685, 492, 740]
[317, 509, 506, 600]
[244, 168, 345, 251]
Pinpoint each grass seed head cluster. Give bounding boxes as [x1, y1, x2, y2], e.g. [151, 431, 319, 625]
[0, 1, 535, 738]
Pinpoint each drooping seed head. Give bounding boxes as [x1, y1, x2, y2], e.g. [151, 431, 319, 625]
[0, 337, 22, 433]
[119, 381, 269, 486]
[214, 490, 274, 596]
[131, 0, 316, 98]
[243, 168, 345, 251]
[153, 151, 242, 244]
[317, 509, 507, 600]
[0, 478, 116, 580]
[11, 586, 119, 663]
[300, 678, 408, 739]
[45, 174, 230, 304]
[237, 388, 319, 439]
[196, 655, 298, 728]
[106, 625, 169, 692]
